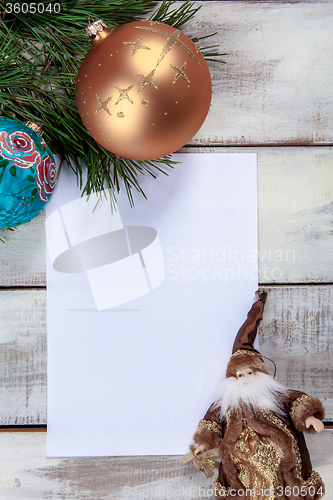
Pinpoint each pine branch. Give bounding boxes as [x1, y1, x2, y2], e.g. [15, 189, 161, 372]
[149, 0, 200, 27]
[189, 32, 227, 62]
[0, 0, 225, 213]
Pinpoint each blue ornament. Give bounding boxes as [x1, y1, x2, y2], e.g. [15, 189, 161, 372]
[0, 117, 57, 228]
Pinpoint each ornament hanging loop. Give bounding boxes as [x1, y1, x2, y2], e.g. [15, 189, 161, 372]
[261, 354, 277, 378]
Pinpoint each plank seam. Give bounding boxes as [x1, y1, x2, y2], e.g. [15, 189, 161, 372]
[184, 143, 333, 148]
[0, 285, 46, 290]
[259, 282, 333, 287]
[0, 423, 332, 433]
[1, 283, 333, 291]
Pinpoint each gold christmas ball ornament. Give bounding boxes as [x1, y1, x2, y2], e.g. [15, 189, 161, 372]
[76, 20, 212, 160]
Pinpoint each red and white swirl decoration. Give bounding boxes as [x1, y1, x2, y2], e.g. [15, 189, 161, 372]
[35, 155, 57, 202]
[0, 130, 42, 169]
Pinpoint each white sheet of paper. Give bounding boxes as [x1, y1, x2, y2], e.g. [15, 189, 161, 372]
[46, 153, 258, 457]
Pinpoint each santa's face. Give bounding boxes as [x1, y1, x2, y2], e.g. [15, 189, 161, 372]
[213, 368, 288, 417]
[235, 367, 254, 379]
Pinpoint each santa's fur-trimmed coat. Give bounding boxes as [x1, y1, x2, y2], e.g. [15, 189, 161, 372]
[193, 390, 325, 500]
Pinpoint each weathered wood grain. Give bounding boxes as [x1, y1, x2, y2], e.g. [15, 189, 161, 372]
[0, 286, 332, 425]
[0, 290, 46, 425]
[260, 286, 333, 417]
[1, 147, 332, 286]
[185, 1, 333, 146]
[257, 147, 333, 284]
[0, 211, 46, 287]
[0, 2, 331, 494]
[0, 431, 331, 499]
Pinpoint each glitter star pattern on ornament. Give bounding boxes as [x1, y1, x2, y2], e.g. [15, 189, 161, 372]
[170, 62, 190, 84]
[135, 26, 202, 68]
[95, 95, 112, 115]
[76, 20, 212, 160]
[114, 85, 134, 105]
[123, 35, 151, 57]
[136, 69, 159, 92]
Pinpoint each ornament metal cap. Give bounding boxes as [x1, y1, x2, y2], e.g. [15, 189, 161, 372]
[25, 121, 43, 136]
[86, 20, 107, 38]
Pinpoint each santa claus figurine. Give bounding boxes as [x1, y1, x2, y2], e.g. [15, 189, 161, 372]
[191, 290, 325, 500]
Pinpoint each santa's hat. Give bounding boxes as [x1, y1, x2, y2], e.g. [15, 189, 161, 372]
[226, 290, 269, 378]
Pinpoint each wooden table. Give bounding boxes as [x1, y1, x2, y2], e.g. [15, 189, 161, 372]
[1, 1, 332, 497]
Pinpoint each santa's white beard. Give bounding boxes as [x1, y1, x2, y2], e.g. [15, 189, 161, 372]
[213, 371, 288, 417]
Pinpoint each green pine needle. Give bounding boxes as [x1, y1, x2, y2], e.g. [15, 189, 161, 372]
[149, 0, 200, 27]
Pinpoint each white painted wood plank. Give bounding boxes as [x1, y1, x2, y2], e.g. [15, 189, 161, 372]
[0, 211, 46, 287]
[0, 286, 332, 425]
[0, 431, 331, 499]
[186, 1, 333, 145]
[260, 286, 333, 417]
[257, 147, 333, 283]
[1, 147, 332, 285]
[0, 290, 46, 425]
